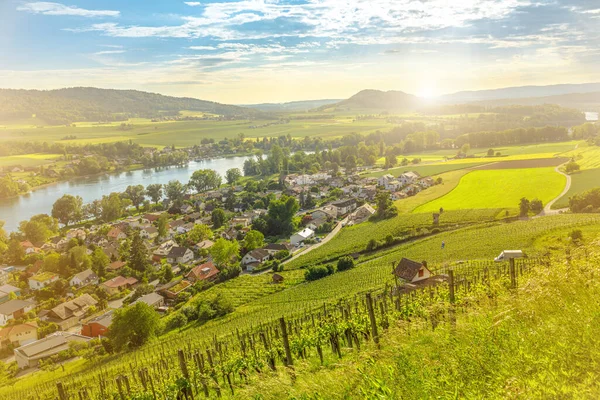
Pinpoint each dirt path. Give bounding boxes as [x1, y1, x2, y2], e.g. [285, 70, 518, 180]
[540, 164, 571, 215]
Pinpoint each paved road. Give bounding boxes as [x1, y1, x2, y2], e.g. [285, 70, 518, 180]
[282, 217, 347, 267]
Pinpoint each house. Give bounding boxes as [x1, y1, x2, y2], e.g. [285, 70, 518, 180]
[241, 249, 271, 269]
[332, 198, 357, 215]
[100, 276, 138, 295]
[180, 204, 193, 214]
[0, 284, 21, 304]
[66, 228, 86, 241]
[14, 332, 93, 369]
[107, 260, 126, 272]
[186, 261, 219, 283]
[81, 311, 113, 338]
[307, 217, 327, 231]
[0, 300, 35, 326]
[45, 294, 98, 330]
[167, 247, 194, 264]
[418, 177, 435, 188]
[290, 228, 314, 245]
[377, 174, 394, 188]
[143, 213, 161, 223]
[140, 226, 158, 240]
[263, 243, 293, 256]
[311, 206, 337, 221]
[350, 203, 376, 223]
[101, 243, 120, 260]
[494, 250, 525, 262]
[392, 191, 407, 201]
[20, 241, 38, 255]
[107, 227, 127, 241]
[28, 272, 59, 290]
[0, 322, 38, 349]
[231, 217, 251, 227]
[185, 212, 202, 222]
[359, 185, 378, 201]
[69, 269, 99, 288]
[159, 279, 192, 299]
[193, 240, 215, 252]
[133, 293, 165, 309]
[272, 273, 284, 284]
[393, 258, 431, 283]
[399, 171, 420, 185]
[153, 240, 177, 262]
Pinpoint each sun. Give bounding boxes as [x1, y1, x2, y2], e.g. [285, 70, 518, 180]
[417, 85, 439, 99]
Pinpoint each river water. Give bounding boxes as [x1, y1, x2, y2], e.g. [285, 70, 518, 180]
[0, 155, 253, 232]
[585, 112, 599, 121]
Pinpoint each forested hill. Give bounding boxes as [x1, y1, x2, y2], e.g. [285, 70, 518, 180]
[316, 89, 422, 112]
[0, 87, 261, 125]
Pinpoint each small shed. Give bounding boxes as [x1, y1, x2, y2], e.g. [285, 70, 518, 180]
[272, 273, 284, 284]
[494, 250, 524, 262]
[393, 258, 431, 283]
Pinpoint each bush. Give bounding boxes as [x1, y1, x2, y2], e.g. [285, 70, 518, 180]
[164, 312, 187, 331]
[570, 229, 583, 241]
[337, 256, 355, 271]
[305, 265, 332, 281]
[366, 238, 378, 251]
[274, 250, 290, 260]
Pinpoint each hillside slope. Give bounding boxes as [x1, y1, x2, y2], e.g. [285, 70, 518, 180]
[244, 99, 342, 112]
[316, 89, 422, 112]
[0, 87, 260, 124]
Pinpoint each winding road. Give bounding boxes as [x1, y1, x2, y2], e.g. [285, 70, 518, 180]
[539, 164, 572, 216]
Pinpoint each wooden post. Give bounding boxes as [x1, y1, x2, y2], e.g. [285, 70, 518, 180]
[56, 382, 67, 400]
[365, 293, 379, 345]
[279, 317, 293, 367]
[448, 270, 455, 304]
[509, 258, 516, 288]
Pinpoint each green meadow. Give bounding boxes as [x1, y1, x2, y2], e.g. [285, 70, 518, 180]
[553, 167, 600, 209]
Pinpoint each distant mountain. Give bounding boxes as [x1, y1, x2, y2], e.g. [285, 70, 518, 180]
[244, 99, 342, 112]
[0, 87, 261, 125]
[441, 83, 600, 104]
[316, 89, 421, 112]
[469, 91, 600, 110]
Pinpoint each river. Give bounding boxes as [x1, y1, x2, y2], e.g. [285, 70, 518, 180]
[0, 155, 254, 232]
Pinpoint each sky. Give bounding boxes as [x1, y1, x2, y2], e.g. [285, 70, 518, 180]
[0, 0, 599, 104]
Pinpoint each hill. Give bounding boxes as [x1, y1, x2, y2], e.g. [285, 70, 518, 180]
[470, 91, 600, 110]
[243, 99, 342, 112]
[441, 82, 600, 103]
[0, 87, 261, 125]
[315, 89, 422, 112]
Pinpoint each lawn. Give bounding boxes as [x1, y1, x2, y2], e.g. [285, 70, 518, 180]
[414, 167, 566, 213]
[364, 161, 487, 179]
[552, 167, 600, 209]
[0, 153, 62, 168]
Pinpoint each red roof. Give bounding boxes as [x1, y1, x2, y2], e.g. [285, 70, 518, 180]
[187, 261, 219, 282]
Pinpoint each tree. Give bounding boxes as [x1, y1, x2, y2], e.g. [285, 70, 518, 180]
[565, 161, 580, 174]
[145, 183, 163, 204]
[165, 180, 186, 207]
[375, 191, 398, 219]
[157, 213, 169, 238]
[108, 302, 160, 351]
[19, 214, 58, 244]
[189, 169, 222, 193]
[161, 263, 174, 283]
[187, 224, 212, 244]
[6, 238, 24, 264]
[267, 195, 299, 235]
[225, 168, 242, 185]
[337, 256, 355, 271]
[305, 191, 316, 209]
[209, 238, 239, 268]
[91, 248, 109, 278]
[43, 252, 61, 273]
[101, 193, 126, 222]
[243, 230, 264, 252]
[52, 194, 83, 226]
[519, 197, 530, 217]
[124, 185, 145, 211]
[530, 198, 543, 214]
[128, 230, 149, 273]
[211, 208, 226, 229]
[487, 148, 494, 156]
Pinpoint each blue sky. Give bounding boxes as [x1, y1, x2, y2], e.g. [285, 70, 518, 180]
[0, 0, 599, 103]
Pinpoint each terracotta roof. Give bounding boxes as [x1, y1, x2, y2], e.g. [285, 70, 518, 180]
[49, 294, 97, 321]
[0, 322, 37, 340]
[102, 276, 138, 289]
[187, 261, 219, 281]
[107, 261, 126, 271]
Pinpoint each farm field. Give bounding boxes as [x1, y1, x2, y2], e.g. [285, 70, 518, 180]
[552, 167, 600, 209]
[0, 153, 62, 168]
[0, 117, 393, 147]
[395, 169, 469, 213]
[414, 167, 566, 213]
[563, 143, 600, 170]
[364, 161, 487, 179]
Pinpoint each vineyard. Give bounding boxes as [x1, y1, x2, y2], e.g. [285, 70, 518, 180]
[3, 213, 600, 399]
[3, 255, 545, 400]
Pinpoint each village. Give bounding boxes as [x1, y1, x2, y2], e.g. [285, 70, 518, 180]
[0, 164, 439, 372]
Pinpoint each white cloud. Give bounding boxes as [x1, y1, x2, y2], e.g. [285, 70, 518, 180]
[184, 2, 201, 6]
[17, 2, 120, 17]
[94, 50, 126, 55]
[188, 46, 217, 50]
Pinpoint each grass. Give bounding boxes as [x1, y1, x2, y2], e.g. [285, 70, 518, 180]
[552, 167, 600, 209]
[395, 169, 468, 213]
[563, 143, 600, 170]
[0, 153, 62, 168]
[414, 167, 566, 213]
[363, 161, 486, 179]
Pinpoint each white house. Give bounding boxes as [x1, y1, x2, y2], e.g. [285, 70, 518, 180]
[332, 198, 357, 215]
[241, 249, 271, 266]
[290, 228, 315, 245]
[167, 247, 194, 264]
[399, 171, 419, 185]
[69, 269, 98, 288]
[140, 226, 159, 240]
[0, 300, 35, 326]
[393, 258, 432, 283]
[377, 174, 394, 187]
[28, 273, 59, 291]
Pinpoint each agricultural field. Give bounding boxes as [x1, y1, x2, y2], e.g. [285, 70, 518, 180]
[0, 116, 393, 147]
[414, 167, 567, 213]
[0, 153, 62, 168]
[395, 169, 469, 213]
[552, 167, 600, 209]
[364, 161, 487, 179]
[563, 143, 600, 170]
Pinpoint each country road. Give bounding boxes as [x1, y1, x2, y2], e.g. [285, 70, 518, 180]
[540, 164, 572, 216]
